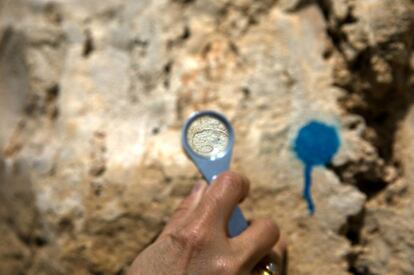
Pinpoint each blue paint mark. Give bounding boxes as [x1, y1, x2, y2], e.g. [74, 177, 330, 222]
[294, 121, 340, 214]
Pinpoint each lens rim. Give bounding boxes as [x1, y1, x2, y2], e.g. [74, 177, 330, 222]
[182, 110, 234, 161]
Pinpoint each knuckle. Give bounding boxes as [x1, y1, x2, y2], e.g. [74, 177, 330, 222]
[168, 222, 209, 251]
[187, 223, 209, 247]
[211, 257, 237, 274]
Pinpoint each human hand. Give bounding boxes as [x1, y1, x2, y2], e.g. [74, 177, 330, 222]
[128, 171, 286, 275]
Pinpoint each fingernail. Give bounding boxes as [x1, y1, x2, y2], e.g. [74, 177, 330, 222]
[191, 180, 203, 194]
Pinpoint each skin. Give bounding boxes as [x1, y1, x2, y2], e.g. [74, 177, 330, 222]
[128, 171, 286, 275]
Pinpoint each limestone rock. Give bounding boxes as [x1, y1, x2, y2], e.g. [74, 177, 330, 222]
[0, 0, 413, 274]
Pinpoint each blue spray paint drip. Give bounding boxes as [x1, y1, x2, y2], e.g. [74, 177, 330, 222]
[293, 121, 340, 214]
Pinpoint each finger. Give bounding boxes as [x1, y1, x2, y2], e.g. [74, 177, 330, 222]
[201, 171, 250, 226]
[231, 218, 280, 271]
[159, 180, 208, 239]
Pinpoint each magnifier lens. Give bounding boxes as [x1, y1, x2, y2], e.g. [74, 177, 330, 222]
[186, 115, 230, 158]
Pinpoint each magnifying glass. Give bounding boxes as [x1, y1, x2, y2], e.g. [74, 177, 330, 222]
[182, 111, 279, 275]
[182, 110, 248, 237]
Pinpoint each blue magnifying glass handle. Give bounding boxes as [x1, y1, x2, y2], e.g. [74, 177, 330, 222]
[194, 155, 248, 237]
[182, 111, 248, 237]
[228, 208, 248, 237]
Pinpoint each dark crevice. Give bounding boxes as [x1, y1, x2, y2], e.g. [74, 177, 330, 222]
[45, 83, 60, 119]
[33, 236, 48, 247]
[354, 179, 387, 200]
[151, 127, 160, 135]
[317, 0, 413, 195]
[0, 26, 15, 54]
[331, 68, 412, 275]
[83, 30, 95, 57]
[341, 210, 377, 275]
[172, 0, 195, 5]
[167, 26, 191, 49]
[163, 61, 173, 89]
[316, 0, 331, 20]
[316, 0, 358, 59]
[46, 84, 60, 101]
[328, 163, 390, 200]
[340, 89, 414, 162]
[241, 86, 251, 100]
[347, 256, 376, 275]
[342, 12, 357, 25]
[339, 209, 365, 245]
[229, 41, 239, 56]
[131, 38, 148, 49]
[58, 217, 74, 232]
[316, 1, 414, 274]
[284, 0, 315, 13]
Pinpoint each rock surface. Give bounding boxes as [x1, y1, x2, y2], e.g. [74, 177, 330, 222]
[0, 0, 413, 274]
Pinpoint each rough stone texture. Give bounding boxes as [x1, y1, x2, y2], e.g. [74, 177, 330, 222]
[0, 0, 413, 274]
[320, 1, 414, 274]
